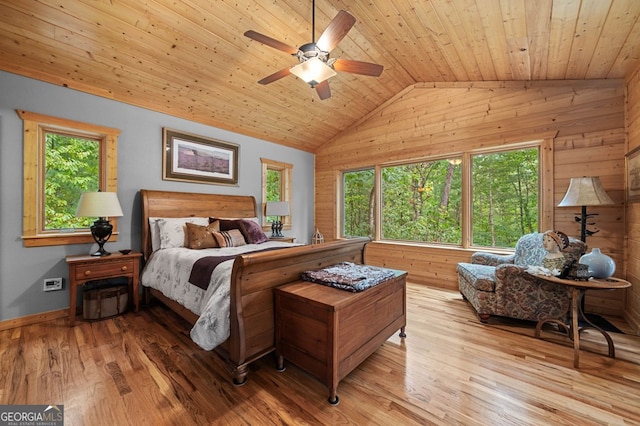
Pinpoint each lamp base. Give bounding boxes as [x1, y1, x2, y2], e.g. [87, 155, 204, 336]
[90, 218, 113, 257]
[575, 205, 600, 242]
[271, 220, 284, 238]
[91, 246, 111, 257]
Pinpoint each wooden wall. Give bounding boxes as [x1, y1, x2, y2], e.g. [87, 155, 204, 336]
[315, 80, 629, 319]
[626, 66, 640, 331]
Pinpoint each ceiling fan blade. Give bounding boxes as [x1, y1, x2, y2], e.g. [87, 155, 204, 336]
[244, 30, 298, 55]
[315, 80, 331, 100]
[333, 58, 384, 77]
[316, 10, 356, 52]
[257, 67, 291, 85]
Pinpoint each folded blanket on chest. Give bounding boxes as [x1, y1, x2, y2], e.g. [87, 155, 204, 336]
[301, 262, 396, 292]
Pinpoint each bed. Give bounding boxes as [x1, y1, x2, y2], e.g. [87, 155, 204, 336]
[139, 189, 370, 385]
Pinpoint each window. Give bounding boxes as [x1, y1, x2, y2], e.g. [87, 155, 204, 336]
[261, 158, 293, 228]
[19, 110, 120, 247]
[381, 158, 462, 244]
[45, 132, 100, 230]
[340, 141, 546, 249]
[471, 147, 539, 247]
[342, 168, 375, 237]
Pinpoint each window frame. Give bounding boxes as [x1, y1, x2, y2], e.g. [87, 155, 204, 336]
[261, 158, 293, 230]
[339, 139, 552, 249]
[19, 110, 120, 247]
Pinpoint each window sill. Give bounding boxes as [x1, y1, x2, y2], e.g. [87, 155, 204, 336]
[369, 240, 515, 254]
[22, 233, 119, 247]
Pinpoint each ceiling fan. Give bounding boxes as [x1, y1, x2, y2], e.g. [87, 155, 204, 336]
[244, 2, 383, 100]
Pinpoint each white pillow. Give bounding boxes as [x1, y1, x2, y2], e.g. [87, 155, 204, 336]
[154, 217, 209, 250]
[148, 217, 162, 252]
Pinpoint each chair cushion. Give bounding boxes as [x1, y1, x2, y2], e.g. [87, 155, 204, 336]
[457, 263, 496, 292]
[512, 233, 547, 266]
[513, 232, 586, 267]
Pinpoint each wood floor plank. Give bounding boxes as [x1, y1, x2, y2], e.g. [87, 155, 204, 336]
[1, 283, 639, 425]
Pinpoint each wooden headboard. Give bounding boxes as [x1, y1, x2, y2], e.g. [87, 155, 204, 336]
[140, 189, 258, 260]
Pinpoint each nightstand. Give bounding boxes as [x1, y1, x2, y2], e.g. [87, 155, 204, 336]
[269, 236, 296, 243]
[65, 251, 142, 326]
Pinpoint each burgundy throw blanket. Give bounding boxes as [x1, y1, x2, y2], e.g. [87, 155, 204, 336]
[188, 247, 286, 290]
[188, 254, 238, 290]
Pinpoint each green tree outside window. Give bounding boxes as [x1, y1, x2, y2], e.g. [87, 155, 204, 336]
[45, 133, 100, 230]
[343, 169, 375, 237]
[382, 159, 462, 244]
[472, 148, 539, 247]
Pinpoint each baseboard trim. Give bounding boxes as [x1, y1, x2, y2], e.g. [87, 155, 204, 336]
[0, 309, 68, 331]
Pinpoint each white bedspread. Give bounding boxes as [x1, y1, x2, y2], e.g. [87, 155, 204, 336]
[140, 241, 296, 350]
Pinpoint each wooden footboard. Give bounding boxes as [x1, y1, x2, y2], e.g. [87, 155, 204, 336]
[224, 237, 369, 384]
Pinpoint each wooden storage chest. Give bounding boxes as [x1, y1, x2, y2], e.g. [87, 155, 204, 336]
[274, 270, 407, 404]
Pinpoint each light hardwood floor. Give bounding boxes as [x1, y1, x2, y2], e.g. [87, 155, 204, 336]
[1, 283, 639, 425]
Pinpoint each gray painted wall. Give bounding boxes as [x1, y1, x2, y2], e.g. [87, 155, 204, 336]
[0, 70, 315, 322]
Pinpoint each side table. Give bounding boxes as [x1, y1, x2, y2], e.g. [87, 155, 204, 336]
[65, 251, 142, 326]
[269, 236, 296, 243]
[533, 274, 631, 367]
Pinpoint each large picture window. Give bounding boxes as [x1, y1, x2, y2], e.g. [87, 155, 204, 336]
[471, 148, 539, 247]
[19, 110, 120, 247]
[381, 158, 462, 244]
[341, 141, 545, 249]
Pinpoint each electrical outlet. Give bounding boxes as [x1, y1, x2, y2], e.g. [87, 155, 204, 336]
[43, 277, 63, 292]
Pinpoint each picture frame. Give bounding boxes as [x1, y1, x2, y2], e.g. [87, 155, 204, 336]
[162, 128, 238, 186]
[626, 145, 640, 203]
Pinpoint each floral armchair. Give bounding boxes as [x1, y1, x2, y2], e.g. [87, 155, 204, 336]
[456, 233, 587, 323]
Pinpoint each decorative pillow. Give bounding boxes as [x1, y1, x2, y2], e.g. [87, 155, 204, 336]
[156, 217, 209, 249]
[209, 217, 260, 230]
[212, 229, 247, 248]
[186, 221, 220, 249]
[238, 219, 268, 244]
[209, 217, 242, 231]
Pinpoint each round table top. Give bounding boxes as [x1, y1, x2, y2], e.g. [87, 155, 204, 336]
[530, 274, 631, 290]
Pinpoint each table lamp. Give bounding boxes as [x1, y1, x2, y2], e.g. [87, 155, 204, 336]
[557, 176, 614, 242]
[76, 191, 124, 256]
[266, 201, 289, 238]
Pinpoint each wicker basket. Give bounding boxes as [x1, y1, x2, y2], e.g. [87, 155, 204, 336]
[83, 285, 128, 320]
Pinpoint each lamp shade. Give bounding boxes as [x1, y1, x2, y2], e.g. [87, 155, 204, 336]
[266, 201, 290, 217]
[290, 57, 336, 86]
[557, 177, 614, 207]
[76, 192, 124, 218]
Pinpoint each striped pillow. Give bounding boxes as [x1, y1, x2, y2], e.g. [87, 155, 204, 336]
[212, 229, 246, 247]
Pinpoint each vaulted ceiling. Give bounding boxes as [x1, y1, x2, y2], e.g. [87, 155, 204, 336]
[1, 0, 639, 152]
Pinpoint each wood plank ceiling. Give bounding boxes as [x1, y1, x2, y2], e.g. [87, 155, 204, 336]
[1, 0, 639, 153]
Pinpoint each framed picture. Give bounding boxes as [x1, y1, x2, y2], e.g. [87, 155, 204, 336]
[162, 128, 238, 185]
[627, 146, 640, 203]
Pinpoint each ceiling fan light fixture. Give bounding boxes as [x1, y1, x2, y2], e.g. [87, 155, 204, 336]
[290, 57, 336, 87]
[245, 7, 381, 99]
